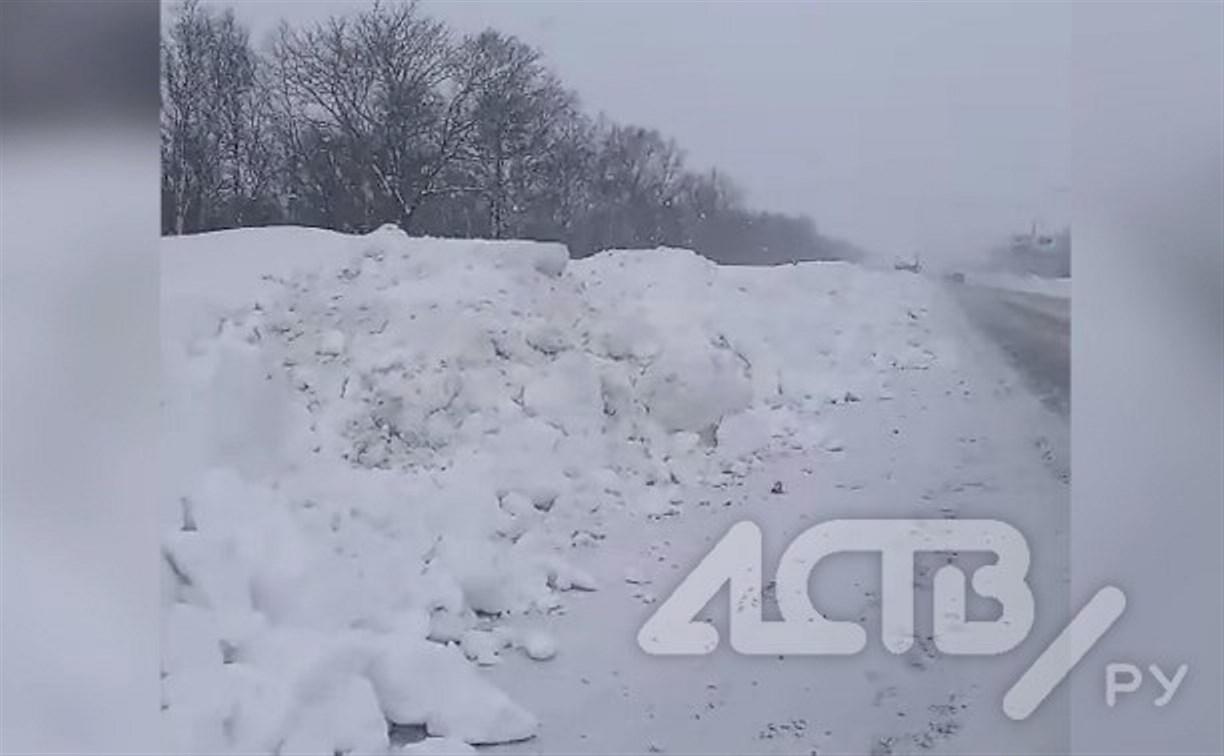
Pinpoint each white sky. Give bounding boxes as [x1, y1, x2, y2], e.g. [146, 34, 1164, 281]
[213, 0, 1071, 265]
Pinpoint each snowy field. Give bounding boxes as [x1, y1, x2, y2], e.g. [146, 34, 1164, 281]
[162, 226, 1070, 754]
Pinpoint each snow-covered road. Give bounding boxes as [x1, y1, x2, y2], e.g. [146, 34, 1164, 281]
[951, 284, 1070, 415]
[162, 227, 1070, 755]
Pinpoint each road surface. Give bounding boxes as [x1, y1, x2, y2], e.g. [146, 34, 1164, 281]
[949, 284, 1070, 415]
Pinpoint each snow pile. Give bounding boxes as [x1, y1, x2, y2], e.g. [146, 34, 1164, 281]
[161, 225, 941, 754]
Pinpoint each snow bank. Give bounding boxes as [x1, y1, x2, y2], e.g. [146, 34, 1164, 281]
[162, 225, 942, 753]
[968, 272, 1070, 299]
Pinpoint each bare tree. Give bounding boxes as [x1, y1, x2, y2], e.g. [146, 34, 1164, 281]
[161, 0, 215, 234]
[269, 1, 490, 231]
[161, 0, 274, 234]
[569, 122, 688, 250]
[446, 30, 573, 238]
[520, 102, 595, 241]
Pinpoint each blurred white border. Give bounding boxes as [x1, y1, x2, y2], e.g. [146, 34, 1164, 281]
[1071, 2, 1223, 752]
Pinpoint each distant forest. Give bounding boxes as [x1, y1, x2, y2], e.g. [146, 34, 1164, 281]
[161, 0, 863, 264]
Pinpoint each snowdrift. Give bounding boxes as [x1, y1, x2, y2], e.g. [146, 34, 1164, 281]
[161, 225, 940, 753]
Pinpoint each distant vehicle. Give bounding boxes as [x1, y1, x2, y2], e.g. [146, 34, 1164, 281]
[944, 271, 966, 284]
[894, 258, 922, 273]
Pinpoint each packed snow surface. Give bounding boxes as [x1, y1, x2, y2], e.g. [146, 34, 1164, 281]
[162, 226, 1062, 753]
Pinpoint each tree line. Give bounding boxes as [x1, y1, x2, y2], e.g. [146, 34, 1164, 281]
[161, 0, 861, 264]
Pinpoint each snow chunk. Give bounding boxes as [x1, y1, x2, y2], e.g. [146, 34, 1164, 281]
[460, 629, 505, 666]
[522, 351, 604, 435]
[640, 348, 752, 433]
[279, 674, 388, 755]
[369, 639, 538, 744]
[516, 629, 558, 661]
[716, 408, 776, 461]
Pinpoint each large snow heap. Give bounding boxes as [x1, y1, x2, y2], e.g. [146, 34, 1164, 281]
[161, 225, 938, 753]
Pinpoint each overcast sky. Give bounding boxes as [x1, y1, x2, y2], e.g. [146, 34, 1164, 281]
[217, 0, 1071, 265]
